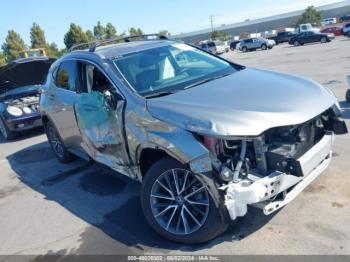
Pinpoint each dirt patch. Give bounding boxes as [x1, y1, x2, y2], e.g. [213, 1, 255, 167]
[304, 184, 326, 194]
[0, 185, 25, 199]
[322, 80, 342, 85]
[331, 202, 344, 208]
[306, 222, 346, 241]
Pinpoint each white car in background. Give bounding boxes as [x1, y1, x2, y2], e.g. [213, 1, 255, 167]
[223, 41, 230, 52]
[321, 18, 337, 26]
[200, 40, 226, 55]
[267, 39, 276, 47]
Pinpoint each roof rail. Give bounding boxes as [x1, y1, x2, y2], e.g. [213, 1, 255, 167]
[68, 34, 168, 53]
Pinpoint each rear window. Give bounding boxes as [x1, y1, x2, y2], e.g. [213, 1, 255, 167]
[55, 60, 81, 92]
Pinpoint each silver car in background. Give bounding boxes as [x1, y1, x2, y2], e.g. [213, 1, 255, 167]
[40, 35, 347, 244]
[239, 37, 275, 52]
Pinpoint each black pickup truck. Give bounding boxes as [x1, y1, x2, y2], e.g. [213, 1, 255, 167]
[269, 31, 296, 45]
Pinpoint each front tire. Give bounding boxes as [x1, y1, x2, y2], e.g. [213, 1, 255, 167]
[321, 37, 327, 43]
[0, 118, 16, 140]
[261, 44, 267, 50]
[141, 157, 228, 244]
[46, 121, 74, 163]
[294, 40, 300, 46]
[242, 46, 248, 52]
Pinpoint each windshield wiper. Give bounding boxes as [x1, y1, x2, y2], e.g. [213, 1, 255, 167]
[144, 90, 175, 99]
[184, 73, 231, 90]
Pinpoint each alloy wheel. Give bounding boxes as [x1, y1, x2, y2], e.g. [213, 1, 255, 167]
[150, 168, 210, 235]
[48, 125, 64, 159]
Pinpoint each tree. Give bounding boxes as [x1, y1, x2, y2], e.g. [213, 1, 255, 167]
[105, 23, 117, 39]
[86, 30, 95, 42]
[0, 52, 6, 66]
[129, 27, 143, 36]
[1, 30, 26, 61]
[47, 42, 59, 58]
[293, 6, 322, 27]
[94, 21, 106, 40]
[64, 23, 88, 50]
[30, 23, 47, 49]
[211, 30, 229, 40]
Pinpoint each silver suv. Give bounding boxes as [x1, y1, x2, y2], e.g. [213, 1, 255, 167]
[239, 37, 274, 52]
[41, 35, 347, 244]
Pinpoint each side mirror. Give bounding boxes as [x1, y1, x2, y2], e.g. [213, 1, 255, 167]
[104, 90, 123, 110]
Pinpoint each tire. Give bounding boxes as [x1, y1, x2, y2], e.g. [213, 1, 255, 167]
[0, 118, 16, 140]
[242, 46, 248, 53]
[261, 44, 267, 50]
[141, 157, 228, 244]
[347, 32, 350, 38]
[321, 37, 327, 43]
[46, 121, 74, 163]
[346, 89, 350, 103]
[294, 40, 300, 47]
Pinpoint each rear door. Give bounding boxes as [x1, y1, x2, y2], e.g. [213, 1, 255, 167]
[252, 38, 260, 49]
[47, 60, 83, 149]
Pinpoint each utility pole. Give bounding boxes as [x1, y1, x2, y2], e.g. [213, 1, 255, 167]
[210, 15, 214, 37]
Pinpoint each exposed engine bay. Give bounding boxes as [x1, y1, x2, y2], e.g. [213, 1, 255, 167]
[197, 108, 347, 219]
[4, 94, 40, 114]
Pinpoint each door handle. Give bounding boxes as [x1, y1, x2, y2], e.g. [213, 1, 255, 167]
[49, 94, 56, 100]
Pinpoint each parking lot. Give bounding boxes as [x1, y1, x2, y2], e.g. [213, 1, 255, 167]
[0, 37, 350, 256]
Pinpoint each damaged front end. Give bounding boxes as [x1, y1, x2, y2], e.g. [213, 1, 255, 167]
[196, 107, 347, 220]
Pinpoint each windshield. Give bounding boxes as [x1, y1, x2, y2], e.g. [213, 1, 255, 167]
[112, 43, 237, 97]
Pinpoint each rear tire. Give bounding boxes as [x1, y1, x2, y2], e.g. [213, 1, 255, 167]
[294, 40, 300, 47]
[0, 118, 16, 140]
[346, 89, 350, 103]
[141, 157, 228, 244]
[46, 121, 74, 163]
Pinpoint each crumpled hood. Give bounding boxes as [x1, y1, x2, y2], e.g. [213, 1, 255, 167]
[147, 68, 337, 137]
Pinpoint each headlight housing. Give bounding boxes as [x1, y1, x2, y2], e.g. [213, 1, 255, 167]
[6, 106, 23, 117]
[22, 107, 32, 114]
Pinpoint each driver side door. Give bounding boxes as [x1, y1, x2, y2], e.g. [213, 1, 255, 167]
[74, 61, 130, 172]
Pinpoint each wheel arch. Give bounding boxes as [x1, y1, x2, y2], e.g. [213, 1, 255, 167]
[136, 135, 211, 182]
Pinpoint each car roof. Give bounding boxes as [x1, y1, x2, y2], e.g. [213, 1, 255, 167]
[69, 40, 179, 60]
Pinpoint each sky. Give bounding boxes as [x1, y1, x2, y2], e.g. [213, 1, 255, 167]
[0, 0, 345, 48]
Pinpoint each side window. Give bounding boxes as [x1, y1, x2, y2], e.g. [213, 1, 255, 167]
[82, 63, 114, 94]
[55, 60, 81, 92]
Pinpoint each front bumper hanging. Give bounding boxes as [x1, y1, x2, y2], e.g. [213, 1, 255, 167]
[223, 132, 334, 220]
